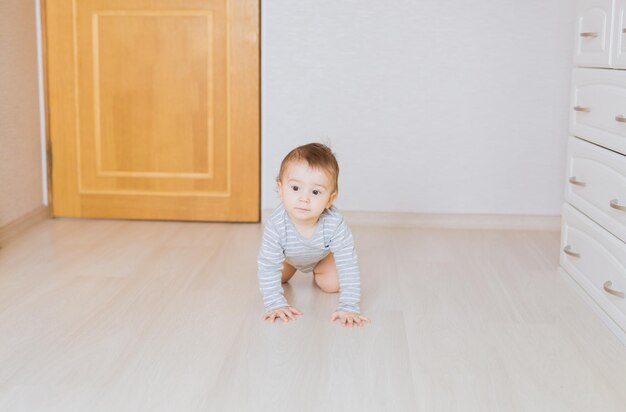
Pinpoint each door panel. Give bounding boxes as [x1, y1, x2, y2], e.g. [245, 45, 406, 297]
[45, 0, 259, 222]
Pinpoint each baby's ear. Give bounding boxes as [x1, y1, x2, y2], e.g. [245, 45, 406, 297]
[327, 191, 337, 208]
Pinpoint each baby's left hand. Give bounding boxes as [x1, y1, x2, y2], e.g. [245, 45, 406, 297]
[331, 311, 371, 327]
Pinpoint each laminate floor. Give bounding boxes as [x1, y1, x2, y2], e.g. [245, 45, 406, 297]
[0, 218, 625, 412]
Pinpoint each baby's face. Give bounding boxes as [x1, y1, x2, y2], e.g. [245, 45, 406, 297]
[278, 161, 337, 226]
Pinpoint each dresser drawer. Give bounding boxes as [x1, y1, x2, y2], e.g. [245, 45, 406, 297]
[565, 136, 626, 242]
[561, 203, 626, 333]
[612, 0, 626, 67]
[571, 68, 626, 155]
[575, 0, 614, 68]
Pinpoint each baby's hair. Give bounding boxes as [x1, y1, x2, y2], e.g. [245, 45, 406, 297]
[278, 143, 339, 193]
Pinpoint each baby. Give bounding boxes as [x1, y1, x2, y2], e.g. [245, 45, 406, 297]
[257, 143, 370, 327]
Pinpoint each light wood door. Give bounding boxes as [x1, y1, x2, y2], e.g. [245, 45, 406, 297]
[45, 0, 259, 222]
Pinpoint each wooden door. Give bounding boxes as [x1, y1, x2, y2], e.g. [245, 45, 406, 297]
[45, 0, 259, 222]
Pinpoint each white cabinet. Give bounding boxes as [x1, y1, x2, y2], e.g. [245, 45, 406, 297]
[565, 136, 626, 242]
[561, 204, 626, 344]
[575, 0, 614, 68]
[612, 0, 626, 67]
[563, 1, 626, 345]
[574, 0, 626, 69]
[570, 68, 626, 154]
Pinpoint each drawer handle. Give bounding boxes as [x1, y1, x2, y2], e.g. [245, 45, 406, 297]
[610, 199, 626, 212]
[616, 115, 626, 123]
[568, 176, 586, 187]
[580, 32, 599, 38]
[563, 245, 580, 258]
[603, 281, 625, 299]
[573, 106, 590, 112]
[623, 28, 626, 33]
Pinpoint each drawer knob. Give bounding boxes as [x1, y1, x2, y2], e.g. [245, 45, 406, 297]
[615, 115, 626, 123]
[579, 32, 599, 38]
[573, 106, 590, 112]
[563, 245, 580, 258]
[610, 199, 626, 212]
[568, 176, 586, 187]
[603, 281, 625, 299]
[623, 28, 626, 34]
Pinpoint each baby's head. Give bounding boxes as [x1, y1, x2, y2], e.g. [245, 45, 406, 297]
[277, 143, 339, 221]
[278, 143, 339, 192]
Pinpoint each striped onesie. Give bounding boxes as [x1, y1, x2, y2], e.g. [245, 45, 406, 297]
[257, 203, 361, 314]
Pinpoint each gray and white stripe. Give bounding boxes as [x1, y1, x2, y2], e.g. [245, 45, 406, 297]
[257, 204, 361, 314]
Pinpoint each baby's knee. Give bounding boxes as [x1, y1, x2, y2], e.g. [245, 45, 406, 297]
[320, 285, 339, 293]
[314, 277, 339, 293]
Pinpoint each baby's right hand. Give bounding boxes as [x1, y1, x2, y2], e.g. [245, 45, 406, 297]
[262, 306, 303, 323]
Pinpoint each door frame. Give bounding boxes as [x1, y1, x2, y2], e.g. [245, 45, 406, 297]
[39, 0, 54, 212]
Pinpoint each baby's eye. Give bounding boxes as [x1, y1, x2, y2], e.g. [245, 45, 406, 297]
[290, 185, 299, 192]
[312, 189, 321, 196]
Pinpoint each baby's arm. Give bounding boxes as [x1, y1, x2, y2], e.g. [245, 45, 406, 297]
[329, 218, 362, 315]
[257, 220, 290, 313]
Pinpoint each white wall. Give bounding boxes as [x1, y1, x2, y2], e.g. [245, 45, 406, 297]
[261, 0, 574, 214]
[0, 0, 44, 226]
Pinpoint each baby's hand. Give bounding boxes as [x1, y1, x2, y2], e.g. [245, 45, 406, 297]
[262, 306, 303, 323]
[331, 311, 371, 327]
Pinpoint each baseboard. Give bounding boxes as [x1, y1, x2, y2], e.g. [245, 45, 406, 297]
[262, 209, 561, 231]
[342, 210, 561, 231]
[0, 206, 50, 247]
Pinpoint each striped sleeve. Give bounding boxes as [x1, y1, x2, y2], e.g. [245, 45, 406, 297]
[257, 219, 289, 312]
[328, 217, 361, 314]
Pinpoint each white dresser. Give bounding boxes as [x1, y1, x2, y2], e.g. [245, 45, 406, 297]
[561, 0, 626, 344]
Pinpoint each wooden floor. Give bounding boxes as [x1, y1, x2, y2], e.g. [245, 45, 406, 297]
[1, 218, 625, 412]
